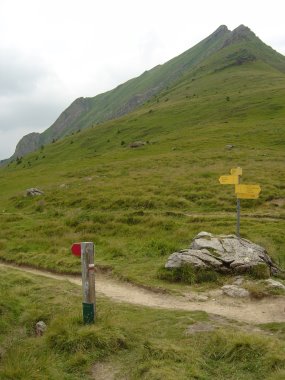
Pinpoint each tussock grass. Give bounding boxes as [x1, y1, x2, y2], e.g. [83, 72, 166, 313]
[157, 264, 219, 285]
[0, 268, 284, 379]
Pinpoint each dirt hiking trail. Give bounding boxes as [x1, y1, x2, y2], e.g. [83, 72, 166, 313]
[1, 262, 284, 324]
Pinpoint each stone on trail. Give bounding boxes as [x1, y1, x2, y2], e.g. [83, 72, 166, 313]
[222, 285, 250, 298]
[165, 232, 279, 276]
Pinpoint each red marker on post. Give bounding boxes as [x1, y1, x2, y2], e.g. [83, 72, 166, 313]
[71, 243, 81, 257]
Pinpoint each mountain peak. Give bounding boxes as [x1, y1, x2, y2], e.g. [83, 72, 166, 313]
[232, 24, 255, 38]
[210, 25, 229, 39]
[222, 24, 256, 47]
[216, 25, 229, 33]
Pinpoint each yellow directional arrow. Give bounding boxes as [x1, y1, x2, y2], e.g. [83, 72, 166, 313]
[236, 193, 260, 199]
[230, 167, 242, 176]
[235, 184, 261, 195]
[219, 175, 239, 185]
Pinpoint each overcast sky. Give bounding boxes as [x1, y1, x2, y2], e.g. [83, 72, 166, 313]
[0, 0, 285, 160]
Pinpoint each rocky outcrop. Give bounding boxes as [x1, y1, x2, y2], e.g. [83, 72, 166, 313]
[165, 232, 279, 276]
[11, 132, 41, 160]
[40, 97, 92, 144]
[6, 98, 91, 164]
[222, 25, 256, 47]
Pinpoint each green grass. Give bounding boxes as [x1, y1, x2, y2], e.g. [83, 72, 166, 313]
[157, 264, 219, 284]
[0, 58, 285, 290]
[1, 28, 285, 379]
[0, 267, 284, 379]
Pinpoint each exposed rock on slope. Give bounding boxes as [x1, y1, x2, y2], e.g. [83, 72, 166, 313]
[165, 232, 279, 276]
[11, 132, 40, 160]
[40, 97, 92, 143]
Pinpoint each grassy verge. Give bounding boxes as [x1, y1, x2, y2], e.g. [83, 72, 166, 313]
[0, 267, 285, 379]
[0, 207, 284, 291]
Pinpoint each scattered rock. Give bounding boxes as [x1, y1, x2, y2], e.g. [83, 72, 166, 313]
[165, 232, 279, 276]
[265, 279, 285, 290]
[26, 188, 44, 196]
[232, 276, 244, 286]
[129, 141, 146, 148]
[35, 321, 47, 336]
[222, 285, 250, 298]
[269, 198, 285, 207]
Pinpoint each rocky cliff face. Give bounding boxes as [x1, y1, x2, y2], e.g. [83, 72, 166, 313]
[10, 132, 41, 160]
[4, 97, 91, 163]
[40, 97, 92, 144]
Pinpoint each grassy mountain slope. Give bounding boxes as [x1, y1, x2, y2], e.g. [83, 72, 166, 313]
[0, 25, 285, 288]
[39, 25, 232, 142]
[9, 24, 285, 162]
[8, 25, 233, 160]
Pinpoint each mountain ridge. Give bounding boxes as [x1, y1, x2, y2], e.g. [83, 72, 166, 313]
[4, 24, 285, 163]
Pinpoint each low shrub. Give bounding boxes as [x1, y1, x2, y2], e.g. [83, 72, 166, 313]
[157, 264, 218, 284]
[249, 264, 270, 279]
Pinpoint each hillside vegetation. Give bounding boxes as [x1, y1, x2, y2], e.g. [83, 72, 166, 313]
[0, 25, 284, 289]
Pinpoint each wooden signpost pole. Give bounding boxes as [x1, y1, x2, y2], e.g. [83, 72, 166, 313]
[71, 241, 96, 324]
[81, 242, 96, 324]
[236, 176, 241, 238]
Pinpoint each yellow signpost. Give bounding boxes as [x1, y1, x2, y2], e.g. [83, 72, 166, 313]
[219, 175, 239, 185]
[236, 193, 259, 199]
[218, 167, 261, 237]
[235, 184, 261, 199]
[230, 167, 243, 176]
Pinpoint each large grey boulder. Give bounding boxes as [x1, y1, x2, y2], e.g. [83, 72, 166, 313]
[165, 232, 279, 276]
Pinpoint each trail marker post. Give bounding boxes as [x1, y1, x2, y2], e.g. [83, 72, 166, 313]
[71, 242, 96, 324]
[219, 167, 261, 238]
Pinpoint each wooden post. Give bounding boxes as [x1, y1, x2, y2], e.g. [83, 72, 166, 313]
[81, 242, 96, 324]
[236, 198, 241, 238]
[236, 175, 241, 238]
